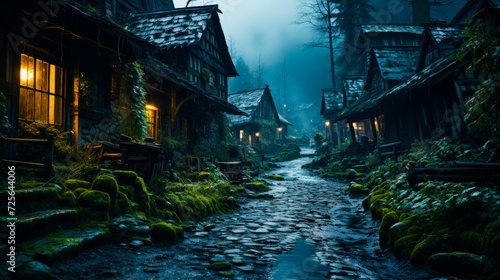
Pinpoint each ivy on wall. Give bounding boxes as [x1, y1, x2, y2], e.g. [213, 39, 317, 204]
[119, 61, 148, 141]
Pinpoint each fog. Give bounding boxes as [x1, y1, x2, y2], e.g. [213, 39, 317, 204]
[172, 0, 468, 136]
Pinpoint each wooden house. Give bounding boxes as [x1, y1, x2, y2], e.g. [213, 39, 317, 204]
[320, 88, 343, 142]
[336, 46, 420, 146]
[125, 5, 246, 152]
[227, 85, 290, 146]
[0, 1, 160, 147]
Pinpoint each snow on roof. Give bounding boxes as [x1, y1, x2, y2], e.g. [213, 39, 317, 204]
[278, 113, 293, 126]
[427, 25, 468, 46]
[321, 88, 343, 114]
[126, 5, 217, 49]
[342, 77, 365, 103]
[360, 25, 424, 35]
[372, 47, 420, 81]
[226, 88, 266, 125]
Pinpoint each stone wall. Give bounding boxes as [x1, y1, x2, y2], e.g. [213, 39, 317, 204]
[79, 101, 122, 147]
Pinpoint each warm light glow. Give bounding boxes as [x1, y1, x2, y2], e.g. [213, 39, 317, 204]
[20, 68, 33, 81]
[277, 127, 283, 132]
[353, 122, 358, 130]
[255, 132, 260, 137]
[146, 104, 158, 110]
[325, 121, 330, 127]
[239, 130, 244, 141]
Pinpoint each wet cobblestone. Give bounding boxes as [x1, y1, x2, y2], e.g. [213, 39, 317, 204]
[53, 148, 446, 279]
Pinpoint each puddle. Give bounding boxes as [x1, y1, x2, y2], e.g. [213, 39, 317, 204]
[272, 238, 329, 280]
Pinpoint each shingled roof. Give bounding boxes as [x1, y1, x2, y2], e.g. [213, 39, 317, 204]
[320, 88, 343, 116]
[371, 47, 420, 82]
[342, 77, 365, 105]
[360, 25, 424, 35]
[226, 88, 267, 125]
[126, 5, 217, 49]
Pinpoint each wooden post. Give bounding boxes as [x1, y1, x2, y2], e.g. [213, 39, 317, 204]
[371, 117, 378, 146]
[44, 135, 55, 180]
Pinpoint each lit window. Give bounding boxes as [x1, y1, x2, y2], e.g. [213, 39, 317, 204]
[19, 54, 64, 125]
[239, 130, 244, 142]
[146, 105, 158, 139]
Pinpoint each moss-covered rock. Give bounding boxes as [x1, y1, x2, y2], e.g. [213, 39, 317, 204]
[114, 170, 150, 217]
[481, 221, 500, 259]
[91, 175, 119, 217]
[379, 211, 399, 249]
[263, 174, 285, 181]
[245, 181, 270, 192]
[459, 231, 483, 255]
[209, 262, 232, 271]
[197, 171, 211, 181]
[77, 190, 110, 221]
[347, 182, 370, 197]
[58, 191, 77, 208]
[393, 234, 421, 260]
[150, 222, 184, 244]
[410, 235, 452, 265]
[64, 179, 91, 191]
[14, 260, 54, 280]
[116, 191, 133, 216]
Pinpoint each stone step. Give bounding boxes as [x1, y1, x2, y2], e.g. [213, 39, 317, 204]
[0, 184, 67, 215]
[19, 223, 111, 264]
[1, 209, 79, 242]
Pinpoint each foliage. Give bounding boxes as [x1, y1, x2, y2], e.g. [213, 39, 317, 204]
[119, 61, 148, 141]
[192, 114, 231, 162]
[78, 73, 97, 107]
[0, 90, 10, 138]
[18, 121, 74, 163]
[456, 21, 500, 137]
[229, 57, 254, 93]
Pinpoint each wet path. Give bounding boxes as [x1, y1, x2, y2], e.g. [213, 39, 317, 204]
[53, 148, 445, 279]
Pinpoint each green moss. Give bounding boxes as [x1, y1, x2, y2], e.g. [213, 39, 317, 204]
[58, 191, 77, 208]
[459, 231, 483, 254]
[481, 221, 500, 259]
[410, 235, 452, 265]
[393, 234, 422, 259]
[77, 190, 111, 221]
[91, 175, 119, 217]
[114, 170, 150, 217]
[150, 222, 184, 243]
[347, 182, 370, 197]
[197, 171, 211, 181]
[379, 211, 399, 249]
[116, 191, 133, 216]
[245, 181, 270, 192]
[64, 179, 91, 191]
[72, 188, 88, 199]
[209, 262, 232, 271]
[263, 174, 285, 181]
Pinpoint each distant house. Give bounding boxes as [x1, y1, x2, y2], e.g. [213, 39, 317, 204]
[126, 5, 245, 151]
[320, 88, 343, 142]
[336, 46, 420, 144]
[227, 85, 290, 146]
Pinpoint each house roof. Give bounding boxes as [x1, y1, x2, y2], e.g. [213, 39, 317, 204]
[126, 5, 217, 49]
[377, 53, 462, 104]
[226, 86, 279, 125]
[360, 24, 425, 35]
[126, 5, 237, 76]
[342, 77, 365, 104]
[139, 57, 247, 116]
[427, 25, 468, 45]
[278, 113, 293, 126]
[371, 47, 420, 82]
[320, 88, 343, 116]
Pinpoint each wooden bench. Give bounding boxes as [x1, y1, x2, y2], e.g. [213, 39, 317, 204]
[406, 161, 500, 188]
[217, 161, 243, 183]
[0, 136, 55, 180]
[378, 141, 401, 161]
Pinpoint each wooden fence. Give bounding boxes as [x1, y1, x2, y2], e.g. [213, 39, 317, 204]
[0, 135, 55, 180]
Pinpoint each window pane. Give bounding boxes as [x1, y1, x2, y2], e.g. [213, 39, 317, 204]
[35, 91, 43, 121]
[41, 92, 49, 122]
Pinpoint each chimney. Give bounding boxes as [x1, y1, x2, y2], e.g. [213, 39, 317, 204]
[412, 0, 430, 25]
